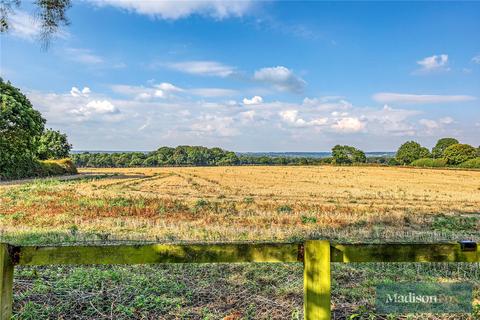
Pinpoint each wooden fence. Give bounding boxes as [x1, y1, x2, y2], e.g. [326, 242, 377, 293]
[1, 240, 479, 320]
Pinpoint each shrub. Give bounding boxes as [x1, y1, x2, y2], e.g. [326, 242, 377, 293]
[395, 141, 431, 165]
[458, 158, 480, 169]
[411, 158, 447, 167]
[387, 158, 400, 166]
[443, 144, 477, 165]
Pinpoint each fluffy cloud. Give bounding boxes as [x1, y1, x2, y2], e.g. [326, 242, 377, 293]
[166, 61, 235, 77]
[74, 100, 118, 116]
[243, 96, 263, 105]
[415, 54, 450, 73]
[28, 88, 120, 124]
[331, 117, 365, 133]
[90, 0, 256, 20]
[472, 55, 480, 64]
[372, 93, 476, 104]
[254, 66, 306, 93]
[279, 110, 328, 128]
[70, 87, 91, 97]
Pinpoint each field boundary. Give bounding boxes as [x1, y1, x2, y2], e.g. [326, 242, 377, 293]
[1, 240, 479, 319]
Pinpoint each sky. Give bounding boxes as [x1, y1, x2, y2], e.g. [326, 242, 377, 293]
[1, 1, 479, 152]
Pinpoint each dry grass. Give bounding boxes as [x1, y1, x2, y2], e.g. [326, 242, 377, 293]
[1, 166, 479, 242]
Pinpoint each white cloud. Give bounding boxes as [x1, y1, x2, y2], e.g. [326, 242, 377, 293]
[156, 82, 183, 92]
[70, 87, 91, 97]
[189, 88, 237, 97]
[71, 100, 118, 117]
[6, 10, 69, 40]
[415, 54, 450, 73]
[372, 93, 476, 104]
[331, 117, 365, 133]
[359, 105, 420, 136]
[419, 119, 440, 130]
[112, 83, 184, 100]
[7, 11, 40, 40]
[90, 0, 256, 20]
[243, 96, 263, 105]
[472, 55, 480, 64]
[112, 83, 236, 99]
[82, 87, 91, 96]
[29, 88, 121, 124]
[302, 97, 352, 111]
[190, 115, 238, 137]
[254, 66, 306, 93]
[65, 48, 104, 64]
[419, 116, 455, 134]
[167, 61, 235, 77]
[240, 110, 256, 121]
[279, 110, 328, 128]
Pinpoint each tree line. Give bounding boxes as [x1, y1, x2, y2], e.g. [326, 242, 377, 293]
[72, 140, 480, 169]
[71, 146, 334, 168]
[394, 139, 480, 168]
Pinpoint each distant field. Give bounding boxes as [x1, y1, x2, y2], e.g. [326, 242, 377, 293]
[1, 165, 479, 243]
[2, 166, 480, 319]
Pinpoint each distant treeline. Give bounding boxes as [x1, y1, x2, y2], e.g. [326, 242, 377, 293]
[72, 139, 480, 169]
[71, 145, 394, 168]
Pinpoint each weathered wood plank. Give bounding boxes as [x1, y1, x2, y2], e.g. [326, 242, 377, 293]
[0, 244, 14, 320]
[331, 243, 479, 263]
[17, 243, 301, 266]
[304, 240, 331, 320]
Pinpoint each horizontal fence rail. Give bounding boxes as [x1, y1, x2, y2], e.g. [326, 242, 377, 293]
[1, 240, 478, 320]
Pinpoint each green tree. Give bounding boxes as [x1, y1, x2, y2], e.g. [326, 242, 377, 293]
[331, 145, 367, 164]
[37, 128, 72, 160]
[395, 141, 431, 165]
[0, 78, 45, 179]
[443, 144, 477, 165]
[431, 137, 459, 158]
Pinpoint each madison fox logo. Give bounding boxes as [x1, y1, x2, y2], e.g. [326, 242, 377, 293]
[385, 293, 458, 304]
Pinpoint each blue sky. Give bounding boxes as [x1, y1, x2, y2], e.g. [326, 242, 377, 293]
[1, 1, 479, 151]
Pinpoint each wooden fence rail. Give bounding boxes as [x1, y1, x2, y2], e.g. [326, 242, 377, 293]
[1, 240, 478, 320]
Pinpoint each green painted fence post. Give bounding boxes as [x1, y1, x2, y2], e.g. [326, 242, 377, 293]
[304, 240, 331, 320]
[1, 244, 14, 320]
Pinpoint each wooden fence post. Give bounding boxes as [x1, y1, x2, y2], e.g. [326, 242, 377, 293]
[1, 244, 14, 320]
[304, 240, 331, 320]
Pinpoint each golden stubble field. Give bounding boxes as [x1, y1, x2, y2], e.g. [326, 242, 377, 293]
[1, 166, 480, 242]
